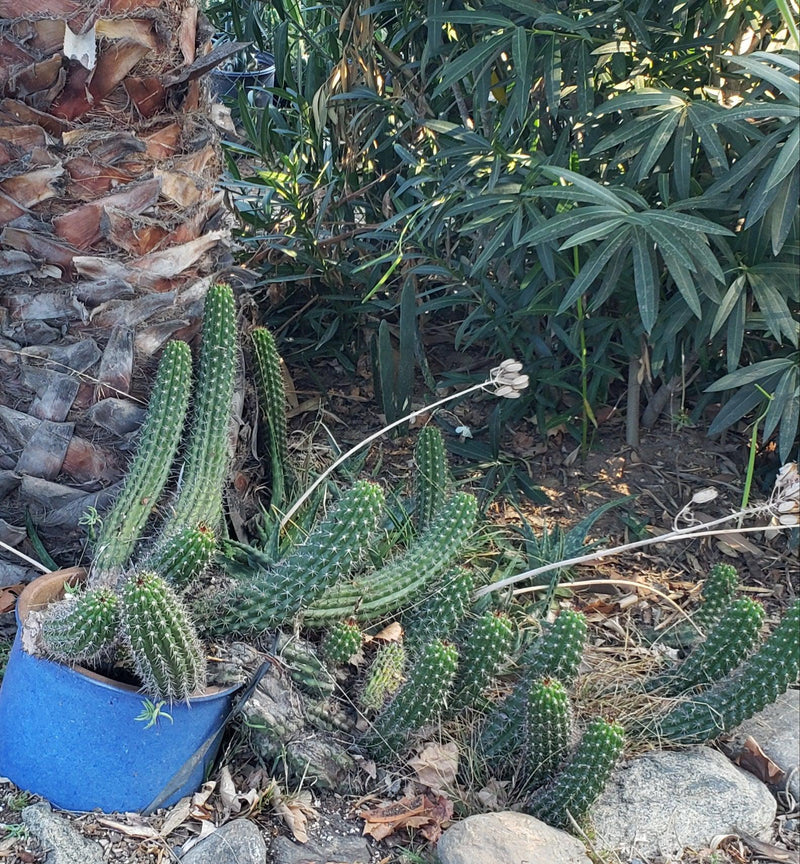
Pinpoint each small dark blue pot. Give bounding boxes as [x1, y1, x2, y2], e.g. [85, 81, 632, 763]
[0, 569, 239, 813]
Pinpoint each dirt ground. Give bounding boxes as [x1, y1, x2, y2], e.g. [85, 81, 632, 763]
[0, 378, 798, 864]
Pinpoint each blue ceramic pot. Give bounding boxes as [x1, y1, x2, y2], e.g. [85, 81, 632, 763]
[0, 569, 240, 813]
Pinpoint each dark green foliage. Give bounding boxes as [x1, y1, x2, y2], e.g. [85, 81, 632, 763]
[650, 599, 800, 744]
[523, 679, 572, 791]
[321, 620, 363, 666]
[527, 718, 625, 830]
[480, 609, 587, 767]
[414, 425, 449, 531]
[360, 642, 406, 714]
[303, 492, 478, 626]
[364, 639, 458, 762]
[645, 597, 765, 695]
[402, 569, 474, 653]
[450, 611, 515, 711]
[90, 341, 191, 582]
[693, 563, 740, 632]
[251, 327, 289, 508]
[120, 571, 206, 703]
[40, 587, 119, 663]
[218, 480, 386, 633]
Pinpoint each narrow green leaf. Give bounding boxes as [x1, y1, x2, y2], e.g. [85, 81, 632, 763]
[706, 358, 793, 391]
[557, 232, 630, 313]
[631, 226, 659, 333]
[710, 275, 747, 338]
[540, 167, 633, 212]
[633, 111, 681, 183]
[763, 368, 795, 442]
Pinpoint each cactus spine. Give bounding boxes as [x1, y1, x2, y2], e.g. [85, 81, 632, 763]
[303, 492, 478, 627]
[90, 341, 191, 583]
[360, 642, 406, 713]
[322, 620, 363, 667]
[527, 718, 624, 830]
[450, 611, 515, 711]
[402, 569, 474, 652]
[40, 587, 120, 663]
[251, 327, 289, 507]
[645, 597, 765, 695]
[480, 609, 587, 764]
[218, 480, 386, 633]
[120, 570, 206, 702]
[365, 639, 458, 761]
[414, 425, 448, 530]
[523, 678, 572, 790]
[651, 599, 800, 744]
[693, 563, 739, 631]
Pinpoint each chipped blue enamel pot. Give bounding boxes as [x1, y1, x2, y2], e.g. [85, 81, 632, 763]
[0, 568, 240, 813]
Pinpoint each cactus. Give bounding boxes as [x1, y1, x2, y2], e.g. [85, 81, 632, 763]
[90, 340, 191, 583]
[645, 597, 765, 695]
[693, 563, 739, 631]
[217, 480, 386, 633]
[277, 634, 336, 697]
[162, 282, 237, 535]
[251, 327, 289, 508]
[364, 639, 458, 761]
[119, 570, 206, 702]
[414, 425, 449, 531]
[303, 492, 478, 627]
[527, 717, 624, 830]
[479, 609, 587, 767]
[523, 678, 572, 790]
[360, 642, 406, 713]
[650, 599, 800, 744]
[450, 611, 515, 711]
[151, 522, 218, 589]
[40, 587, 120, 663]
[402, 569, 474, 652]
[322, 620, 363, 667]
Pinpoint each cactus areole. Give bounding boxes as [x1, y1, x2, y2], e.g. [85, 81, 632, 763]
[0, 571, 240, 814]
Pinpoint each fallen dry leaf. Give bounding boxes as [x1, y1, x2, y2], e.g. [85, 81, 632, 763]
[96, 817, 159, 840]
[408, 742, 459, 796]
[359, 793, 453, 842]
[159, 795, 192, 838]
[373, 621, 403, 643]
[476, 777, 510, 811]
[272, 789, 317, 844]
[730, 735, 785, 786]
[0, 583, 24, 614]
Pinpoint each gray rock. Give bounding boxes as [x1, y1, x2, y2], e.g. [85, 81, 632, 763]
[592, 747, 777, 860]
[435, 811, 592, 864]
[22, 803, 104, 864]
[271, 834, 371, 864]
[179, 819, 266, 864]
[727, 689, 800, 801]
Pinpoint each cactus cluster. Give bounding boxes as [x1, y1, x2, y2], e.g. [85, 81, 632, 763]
[693, 563, 739, 631]
[359, 642, 407, 713]
[450, 611, 515, 711]
[523, 678, 572, 790]
[38, 284, 238, 702]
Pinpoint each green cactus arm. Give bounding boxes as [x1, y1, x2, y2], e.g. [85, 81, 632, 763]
[166, 283, 237, 532]
[527, 718, 625, 830]
[645, 597, 765, 695]
[90, 340, 191, 582]
[651, 598, 800, 744]
[523, 678, 572, 791]
[148, 522, 218, 589]
[402, 569, 474, 652]
[450, 611, 515, 711]
[120, 570, 206, 702]
[251, 327, 289, 508]
[414, 425, 449, 531]
[693, 563, 739, 631]
[322, 620, 363, 667]
[216, 480, 386, 633]
[303, 492, 478, 627]
[359, 642, 407, 714]
[40, 587, 120, 663]
[364, 639, 458, 762]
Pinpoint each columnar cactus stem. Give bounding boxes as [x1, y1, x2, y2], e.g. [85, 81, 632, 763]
[217, 480, 386, 633]
[360, 642, 407, 714]
[364, 639, 458, 761]
[321, 620, 363, 667]
[650, 599, 800, 744]
[40, 587, 120, 663]
[152, 523, 218, 589]
[693, 563, 739, 631]
[645, 597, 765, 695]
[414, 425, 448, 531]
[251, 327, 289, 507]
[90, 340, 191, 583]
[303, 492, 478, 626]
[527, 718, 624, 830]
[450, 611, 515, 711]
[523, 678, 572, 790]
[120, 570, 206, 702]
[402, 569, 474, 652]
